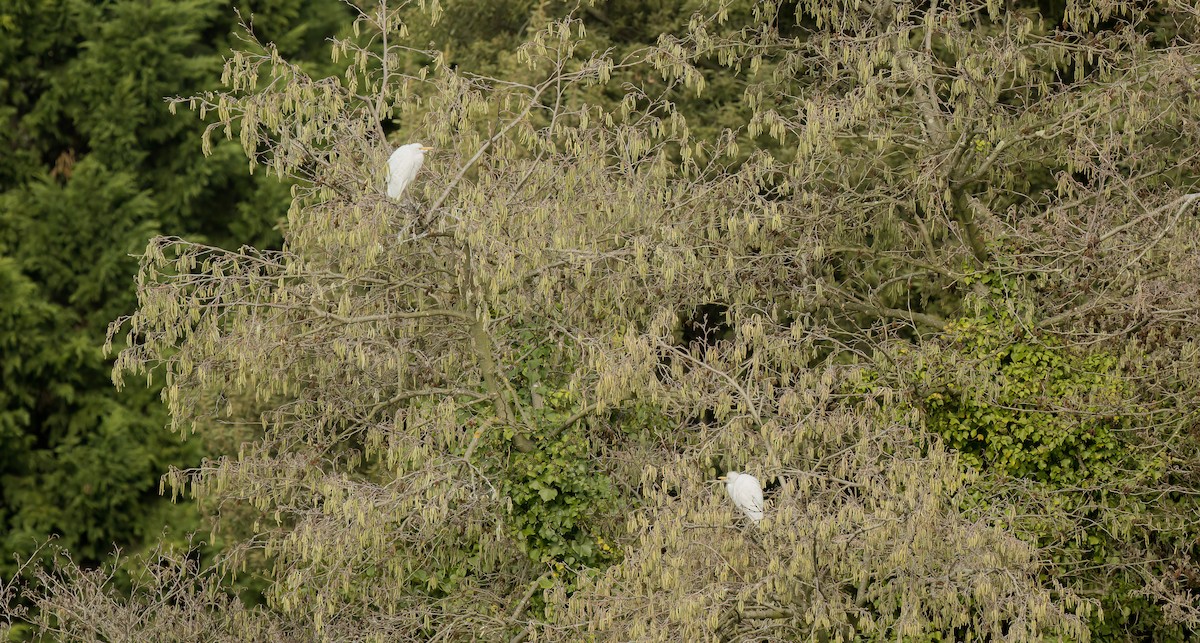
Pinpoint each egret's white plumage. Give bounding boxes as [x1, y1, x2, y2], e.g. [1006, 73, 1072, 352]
[721, 471, 764, 524]
[386, 143, 433, 199]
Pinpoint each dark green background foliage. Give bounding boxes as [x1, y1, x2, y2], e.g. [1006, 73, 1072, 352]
[0, 0, 348, 574]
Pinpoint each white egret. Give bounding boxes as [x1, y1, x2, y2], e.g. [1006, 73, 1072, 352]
[386, 143, 433, 199]
[719, 471, 764, 524]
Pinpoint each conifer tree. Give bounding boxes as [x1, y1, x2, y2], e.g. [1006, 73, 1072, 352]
[0, 0, 348, 574]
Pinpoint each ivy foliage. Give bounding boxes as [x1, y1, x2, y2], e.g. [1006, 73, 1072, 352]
[502, 415, 618, 570]
[498, 334, 621, 571]
[917, 309, 1191, 641]
[909, 280, 1187, 641]
[924, 315, 1135, 487]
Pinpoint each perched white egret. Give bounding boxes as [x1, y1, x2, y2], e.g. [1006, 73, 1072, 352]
[386, 143, 433, 199]
[719, 471, 764, 524]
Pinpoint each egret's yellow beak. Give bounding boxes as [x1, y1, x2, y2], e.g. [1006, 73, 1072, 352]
[420, 146, 434, 151]
[717, 475, 727, 482]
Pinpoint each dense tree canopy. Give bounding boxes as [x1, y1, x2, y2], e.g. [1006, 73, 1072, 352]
[5, 0, 1200, 641]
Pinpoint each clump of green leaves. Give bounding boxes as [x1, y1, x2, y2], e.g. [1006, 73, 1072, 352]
[500, 392, 618, 571]
[914, 306, 1187, 640]
[923, 314, 1132, 487]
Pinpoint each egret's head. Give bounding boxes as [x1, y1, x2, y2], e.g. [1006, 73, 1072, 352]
[400, 142, 434, 154]
[719, 471, 741, 486]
